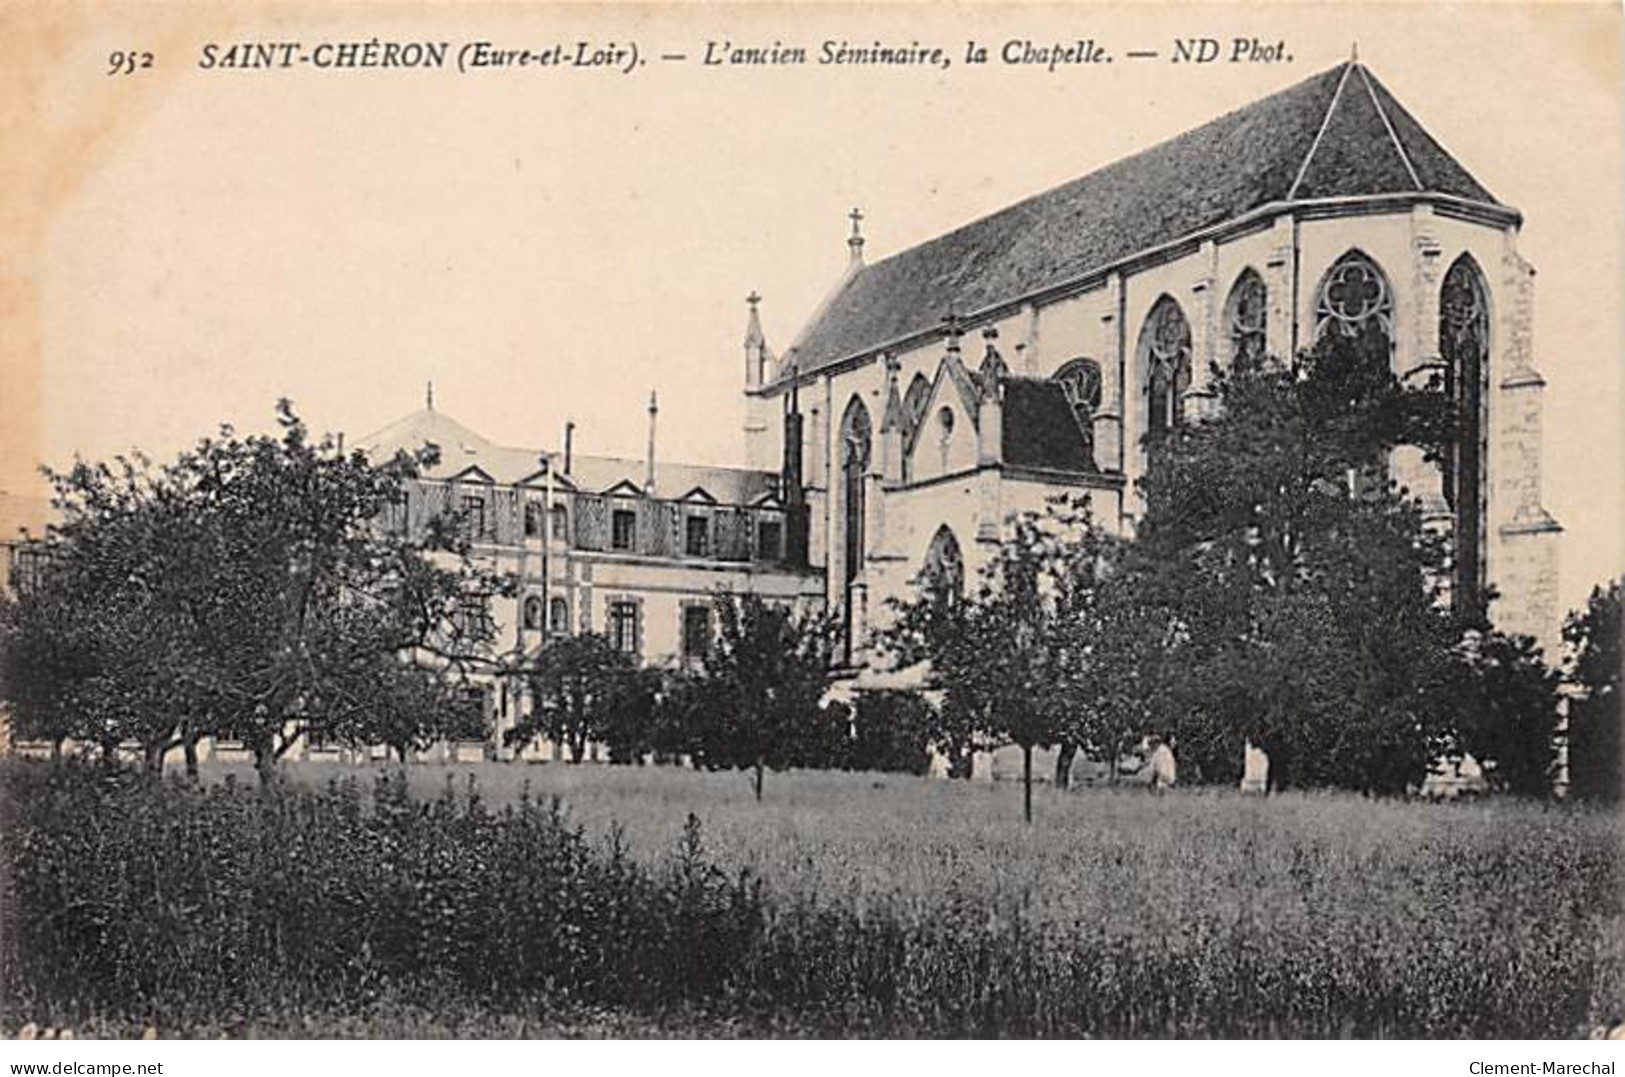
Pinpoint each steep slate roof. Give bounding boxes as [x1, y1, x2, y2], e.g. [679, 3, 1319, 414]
[1000, 379, 1094, 473]
[786, 62, 1500, 379]
[360, 408, 777, 504]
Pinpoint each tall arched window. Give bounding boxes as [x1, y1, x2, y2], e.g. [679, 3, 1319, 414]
[840, 398, 872, 657]
[549, 596, 570, 635]
[1052, 357, 1102, 463]
[1138, 296, 1192, 439]
[903, 373, 930, 428]
[1441, 255, 1490, 611]
[921, 525, 964, 599]
[1225, 269, 1268, 363]
[1314, 251, 1394, 353]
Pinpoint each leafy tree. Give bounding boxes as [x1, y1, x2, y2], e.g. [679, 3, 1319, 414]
[848, 691, 932, 775]
[173, 402, 503, 781]
[1446, 630, 1560, 797]
[1563, 579, 1622, 803]
[1132, 334, 1466, 794]
[601, 666, 663, 764]
[0, 453, 233, 774]
[886, 498, 1119, 820]
[511, 632, 641, 763]
[688, 592, 835, 801]
[882, 578, 990, 779]
[345, 658, 487, 763]
[0, 402, 498, 782]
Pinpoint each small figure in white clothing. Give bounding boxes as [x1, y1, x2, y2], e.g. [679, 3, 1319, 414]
[1147, 732, 1177, 793]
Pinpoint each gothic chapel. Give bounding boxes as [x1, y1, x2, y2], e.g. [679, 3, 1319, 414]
[741, 59, 1562, 671]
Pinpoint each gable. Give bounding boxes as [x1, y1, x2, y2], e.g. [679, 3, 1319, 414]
[905, 353, 982, 458]
[602, 479, 645, 499]
[447, 465, 495, 484]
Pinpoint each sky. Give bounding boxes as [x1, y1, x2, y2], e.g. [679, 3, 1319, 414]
[9, 2, 1622, 615]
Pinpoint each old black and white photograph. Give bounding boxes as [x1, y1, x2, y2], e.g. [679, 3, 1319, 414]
[0, 0, 1621, 1056]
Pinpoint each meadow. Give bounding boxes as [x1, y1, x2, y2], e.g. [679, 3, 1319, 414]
[2, 759, 1621, 1038]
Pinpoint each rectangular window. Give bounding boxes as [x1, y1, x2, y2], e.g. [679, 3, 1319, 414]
[551, 504, 569, 541]
[457, 595, 490, 637]
[461, 495, 489, 541]
[611, 508, 636, 551]
[608, 600, 639, 657]
[523, 502, 543, 538]
[757, 519, 782, 561]
[681, 605, 712, 662]
[685, 514, 710, 557]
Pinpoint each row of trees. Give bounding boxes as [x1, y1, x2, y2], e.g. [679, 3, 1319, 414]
[1, 332, 1616, 808]
[507, 596, 928, 799]
[883, 330, 1617, 815]
[0, 402, 501, 781]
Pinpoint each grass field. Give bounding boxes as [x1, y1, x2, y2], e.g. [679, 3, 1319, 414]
[7, 759, 1623, 1038]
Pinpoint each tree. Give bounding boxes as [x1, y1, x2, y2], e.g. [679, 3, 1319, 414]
[1131, 334, 1467, 794]
[1447, 630, 1560, 797]
[1563, 579, 1621, 803]
[0, 452, 231, 774]
[688, 592, 835, 801]
[848, 691, 932, 775]
[345, 657, 488, 764]
[511, 632, 641, 763]
[0, 402, 500, 782]
[881, 574, 990, 779]
[600, 666, 663, 764]
[173, 403, 505, 781]
[885, 498, 1120, 820]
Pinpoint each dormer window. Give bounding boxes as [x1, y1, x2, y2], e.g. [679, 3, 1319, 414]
[461, 495, 490, 541]
[611, 508, 636, 551]
[685, 514, 711, 557]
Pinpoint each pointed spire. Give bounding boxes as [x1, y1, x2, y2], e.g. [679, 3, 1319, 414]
[880, 352, 907, 433]
[425, 380, 435, 411]
[744, 291, 765, 347]
[977, 325, 1008, 392]
[744, 291, 774, 389]
[848, 207, 865, 266]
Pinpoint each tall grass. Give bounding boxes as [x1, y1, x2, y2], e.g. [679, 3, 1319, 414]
[2, 760, 1620, 1037]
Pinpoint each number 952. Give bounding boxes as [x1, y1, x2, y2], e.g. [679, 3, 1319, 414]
[107, 50, 154, 76]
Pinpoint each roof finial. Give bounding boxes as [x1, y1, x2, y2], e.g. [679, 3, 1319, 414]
[848, 207, 865, 265]
[426, 380, 435, 411]
[1350, 41, 1358, 63]
[942, 307, 966, 354]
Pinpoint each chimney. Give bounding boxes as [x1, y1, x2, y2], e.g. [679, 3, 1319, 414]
[564, 420, 574, 476]
[644, 391, 658, 495]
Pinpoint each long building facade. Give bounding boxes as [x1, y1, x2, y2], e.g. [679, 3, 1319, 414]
[741, 59, 1562, 669]
[358, 398, 823, 756]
